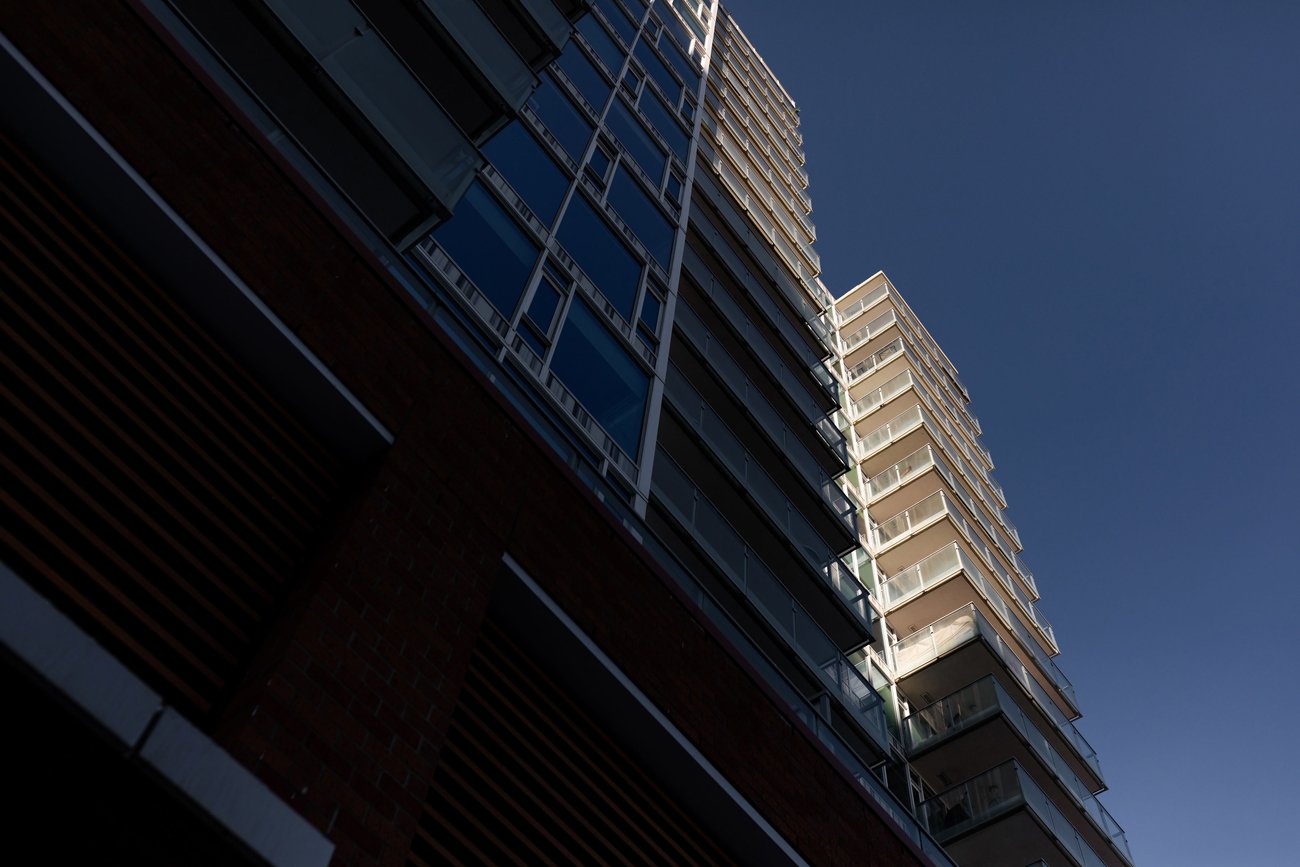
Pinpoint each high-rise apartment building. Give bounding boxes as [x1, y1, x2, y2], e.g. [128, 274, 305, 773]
[0, 1, 1129, 864]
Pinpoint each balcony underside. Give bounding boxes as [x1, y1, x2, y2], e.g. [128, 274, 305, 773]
[896, 638, 1103, 794]
[935, 805, 1078, 867]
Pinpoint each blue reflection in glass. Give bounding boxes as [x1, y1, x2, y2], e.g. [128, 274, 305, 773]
[658, 32, 700, 88]
[634, 38, 679, 102]
[432, 180, 538, 316]
[556, 195, 641, 318]
[577, 16, 624, 74]
[608, 168, 674, 270]
[594, 0, 638, 46]
[550, 298, 649, 456]
[638, 88, 689, 161]
[482, 122, 570, 224]
[528, 75, 593, 162]
[555, 40, 610, 112]
[606, 99, 666, 180]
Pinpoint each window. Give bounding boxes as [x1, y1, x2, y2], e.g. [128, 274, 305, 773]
[605, 100, 666, 180]
[637, 88, 689, 161]
[555, 40, 610, 112]
[608, 168, 674, 270]
[593, 0, 638, 47]
[634, 38, 680, 102]
[433, 180, 538, 316]
[555, 195, 642, 319]
[528, 76, 593, 162]
[577, 15, 625, 74]
[550, 299, 650, 456]
[482, 122, 569, 223]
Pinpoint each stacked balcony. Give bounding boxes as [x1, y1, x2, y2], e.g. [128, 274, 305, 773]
[838, 274, 1131, 866]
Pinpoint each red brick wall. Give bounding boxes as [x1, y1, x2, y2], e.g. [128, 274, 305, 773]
[1, 4, 931, 865]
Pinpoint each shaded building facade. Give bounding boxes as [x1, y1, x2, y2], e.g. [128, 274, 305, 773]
[0, 1, 1128, 865]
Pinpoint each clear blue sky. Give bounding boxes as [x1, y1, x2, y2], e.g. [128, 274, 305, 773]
[720, 1, 1300, 864]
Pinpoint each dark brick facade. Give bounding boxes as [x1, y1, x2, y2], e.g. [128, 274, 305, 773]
[2, 3, 930, 864]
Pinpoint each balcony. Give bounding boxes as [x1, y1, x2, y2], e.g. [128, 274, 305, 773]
[841, 308, 898, 355]
[652, 452, 888, 752]
[674, 302, 850, 476]
[871, 487, 1058, 658]
[904, 678, 1133, 866]
[922, 761, 1117, 867]
[837, 282, 890, 327]
[849, 369, 916, 420]
[664, 365, 859, 563]
[876, 539, 1073, 711]
[891, 606, 1103, 790]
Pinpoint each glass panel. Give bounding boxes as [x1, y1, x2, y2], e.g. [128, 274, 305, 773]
[587, 143, 612, 181]
[550, 299, 649, 455]
[634, 37, 680, 102]
[639, 291, 661, 332]
[527, 278, 563, 333]
[607, 169, 674, 269]
[556, 195, 642, 318]
[657, 31, 699, 89]
[555, 40, 610, 111]
[593, 0, 638, 46]
[528, 75, 593, 161]
[432, 180, 538, 315]
[605, 99, 667, 180]
[637, 87, 689, 160]
[577, 15, 625, 74]
[482, 122, 569, 223]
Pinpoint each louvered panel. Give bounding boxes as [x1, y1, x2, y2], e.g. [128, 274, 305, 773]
[0, 133, 347, 715]
[411, 620, 738, 867]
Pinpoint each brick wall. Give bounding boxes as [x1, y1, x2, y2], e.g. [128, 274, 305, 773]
[1, 4, 931, 864]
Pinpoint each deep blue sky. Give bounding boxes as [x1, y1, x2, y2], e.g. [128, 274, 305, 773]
[720, 1, 1300, 863]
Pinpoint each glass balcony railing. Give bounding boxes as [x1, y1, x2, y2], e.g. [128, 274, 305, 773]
[892, 606, 1101, 783]
[922, 761, 1117, 867]
[846, 337, 904, 385]
[838, 283, 890, 326]
[683, 247, 837, 415]
[653, 452, 887, 751]
[850, 369, 915, 419]
[665, 368, 863, 596]
[877, 538, 1071, 706]
[675, 303, 850, 474]
[858, 404, 924, 463]
[841, 308, 898, 354]
[904, 678, 1133, 865]
[874, 484, 1065, 670]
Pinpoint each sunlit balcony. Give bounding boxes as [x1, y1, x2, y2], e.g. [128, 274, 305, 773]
[904, 678, 1133, 866]
[877, 540, 1073, 712]
[891, 606, 1103, 790]
[856, 400, 1020, 566]
[921, 761, 1117, 867]
[870, 488, 1058, 656]
[837, 282, 889, 328]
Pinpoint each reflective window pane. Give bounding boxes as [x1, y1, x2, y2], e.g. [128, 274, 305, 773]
[606, 99, 666, 180]
[634, 38, 679, 102]
[433, 180, 538, 315]
[528, 75, 593, 162]
[527, 278, 563, 332]
[551, 298, 649, 456]
[658, 31, 700, 89]
[556, 195, 641, 318]
[608, 168, 674, 270]
[593, 0, 638, 46]
[638, 88, 689, 161]
[482, 122, 569, 223]
[555, 40, 610, 112]
[577, 15, 624, 74]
